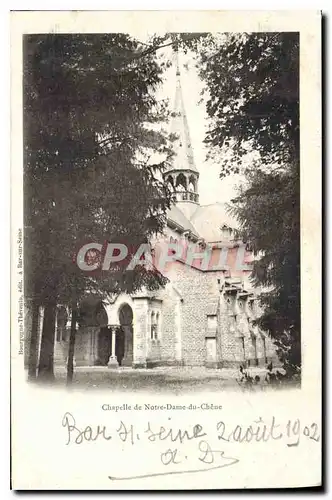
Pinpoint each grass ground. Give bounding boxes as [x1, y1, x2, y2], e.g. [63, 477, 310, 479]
[49, 366, 299, 393]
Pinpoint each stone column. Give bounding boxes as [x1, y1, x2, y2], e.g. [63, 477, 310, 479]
[107, 326, 119, 368]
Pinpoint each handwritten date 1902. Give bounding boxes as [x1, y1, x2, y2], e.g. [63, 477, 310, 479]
[216, 417, 320, 447]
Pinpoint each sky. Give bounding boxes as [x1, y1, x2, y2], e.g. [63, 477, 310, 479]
[155, 48, 244, 206]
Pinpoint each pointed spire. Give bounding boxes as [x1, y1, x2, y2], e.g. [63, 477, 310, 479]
[168, 52, 198, 174]
[164, 51, 200, 217]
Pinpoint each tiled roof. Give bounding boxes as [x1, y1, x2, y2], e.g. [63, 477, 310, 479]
[167, 204, 199, 236]
[189, 202, 239, 242]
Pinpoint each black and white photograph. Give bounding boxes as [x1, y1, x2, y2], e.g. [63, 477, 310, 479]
[11, 10, 321, 490]
[22, 30, 301, 392]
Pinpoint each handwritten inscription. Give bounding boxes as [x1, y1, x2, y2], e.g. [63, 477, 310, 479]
[61, 412, 320, 480]
[144, 421, 206, 443]
[216, 417, 320, 446]
[62, 412, 320, 448]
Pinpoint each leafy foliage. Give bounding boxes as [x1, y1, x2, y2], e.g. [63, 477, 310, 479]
[24, 34, 175, 308]
[237, 362, 301, 390]
[228, 164, 300, 369]
[198, 32, 299, 176]
[237, 365, 261, 388]
[197, 33, 300, 372]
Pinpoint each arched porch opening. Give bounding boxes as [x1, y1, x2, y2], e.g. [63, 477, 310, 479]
[118, 303, 134, 367]
[79, 297, 109, 366]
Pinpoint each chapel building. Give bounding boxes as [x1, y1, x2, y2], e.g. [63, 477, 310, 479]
[25, 60, 277, 370]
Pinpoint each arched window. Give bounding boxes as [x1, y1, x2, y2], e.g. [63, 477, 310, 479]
[188, 174, 196, 193]
[175, 173, 187, 191]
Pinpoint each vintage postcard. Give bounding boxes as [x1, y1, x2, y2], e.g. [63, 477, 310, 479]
[11, 10, 322, 490]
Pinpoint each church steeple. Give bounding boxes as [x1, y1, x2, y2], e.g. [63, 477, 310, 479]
[163, 51, 200, 219]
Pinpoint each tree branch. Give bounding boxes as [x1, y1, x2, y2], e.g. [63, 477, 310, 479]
[135, 39, 176, 59]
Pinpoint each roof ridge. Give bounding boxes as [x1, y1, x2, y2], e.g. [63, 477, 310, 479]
[196, 201, 227, 208]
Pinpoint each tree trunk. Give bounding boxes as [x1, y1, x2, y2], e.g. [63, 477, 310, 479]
[37, 302, 56, 382]
[67, 305, 78, 386]
[28, 300, 40, 381]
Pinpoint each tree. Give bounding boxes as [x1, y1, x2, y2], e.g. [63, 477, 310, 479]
[197, 33, 300, 372]
[198, 32, 299, 175]
[24, 34, 175, 381]
[229, 166, 300, 372]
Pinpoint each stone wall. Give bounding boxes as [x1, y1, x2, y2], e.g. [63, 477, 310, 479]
[157, 285, 177, 364]
[217, 291, 279, 368]
[24, 257, 279, 371]
[163, 261, 223, 366]
[132, 298, 149, 368]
